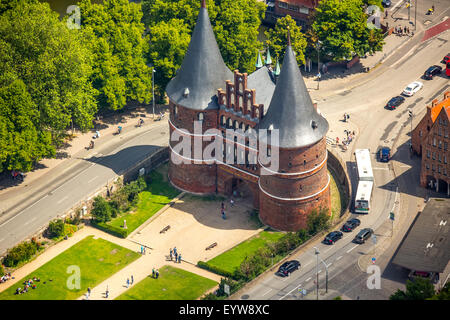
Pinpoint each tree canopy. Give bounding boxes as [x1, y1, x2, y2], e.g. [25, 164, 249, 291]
[142, 0, 265, 97]
[78, 0, 153, 112]
[0, 0, 96, 171]
[310, 0, 384, 61]
[390, 278, 436, 300]
[265, 15, 307, 66]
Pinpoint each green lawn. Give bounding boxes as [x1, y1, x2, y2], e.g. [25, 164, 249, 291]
[329, 169, 344, 221]
[205, 231, 285, 275]
[107, 166, 180, 233]
[116, 265, 217, 300]
[0, 235, 140, 300]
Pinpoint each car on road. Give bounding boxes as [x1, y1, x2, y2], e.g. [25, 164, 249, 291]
[402, 81, 423, 96]
[341, 218, 361, 232]
[276, 260, 300, 277]
[385, 96, 405, 110]
[382, 0, 391, 7]
[423, 65, 442, 80]
[378, 146, 391, 162]
[323, 231, 343, 244]
[442, 53, 450, 64]
[353, 228, 374, 244]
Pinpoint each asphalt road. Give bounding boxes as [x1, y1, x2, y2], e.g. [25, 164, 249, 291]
[236, 17, 449, 300]
[0, 121, 169, 255]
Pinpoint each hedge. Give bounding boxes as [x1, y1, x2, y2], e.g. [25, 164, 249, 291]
[2, 239, 43, 268]
[197, 261, 235, 279]
[92, 221, 128, 238]
[0, 264, 4, 276]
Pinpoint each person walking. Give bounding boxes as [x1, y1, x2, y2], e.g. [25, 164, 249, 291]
[131, 275, 134, 285]
[178, 254, 182, 263]
[222, 210, 226, 220]
[126, 278, 130, 288]
[336, 137, 339, 145]
[140, 245, 143, 255]
[169, 248, 173, 261]
[152, 267, 155, 278]
[87, 287, 91, 298]
[143, 246, 146, 255]
[173, 247, 177, 256]
[155, 269, 159, 279]
[221, 202, 224, 210]
[174, 251, 178, 262]
[105, 285, 109, 298]
[230, 199, 234, 207]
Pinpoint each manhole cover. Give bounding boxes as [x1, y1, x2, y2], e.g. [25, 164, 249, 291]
[241, 294, 249, 300]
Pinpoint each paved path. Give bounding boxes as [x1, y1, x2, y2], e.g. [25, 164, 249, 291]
[0, 194, 262, 300]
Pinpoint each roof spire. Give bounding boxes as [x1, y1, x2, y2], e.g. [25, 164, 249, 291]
[201, 0, 206, 8]
[287, 26, 291, 46]
[255, 51, 263, 69]
[274, 58, 280, 76]
[266, 47, 272, 65]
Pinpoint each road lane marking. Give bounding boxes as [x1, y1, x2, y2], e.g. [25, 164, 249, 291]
[24, 217, 37, 226]
[305, 277, 311, 282]
[279, 283, 303, 300]
[281, 276, 289, 281]
[327, 263, 333, 268]
[347, 245, 358, 253]
[318, 270, 322, 274]
[262, 289, 272, 296]
[87, 176, 98, 183]
[0, 194, 48, 228]
[0, 238, 4, 242]
[57, 196, 69, 204]
[336, 256, 343, 261]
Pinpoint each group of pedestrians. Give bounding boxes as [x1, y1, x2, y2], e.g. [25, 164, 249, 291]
[125, 275, 134, 288]
[152, 267, 159, 279]
[169, 247, 182, 263]
[140, 245, 146, 255]
[220, 198, 235, 220]
[394, 25, 412, 37]
[336, 129, 356, 151]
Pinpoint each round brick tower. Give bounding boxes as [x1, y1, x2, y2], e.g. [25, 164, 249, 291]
[258, 38, 331, 231]
[165, 1, 232, 194]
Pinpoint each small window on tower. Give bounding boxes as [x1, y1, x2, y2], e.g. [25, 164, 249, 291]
[198, 113, 204, 121]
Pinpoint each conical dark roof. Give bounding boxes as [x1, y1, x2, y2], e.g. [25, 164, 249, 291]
[165, 3, 232, 111]
[259, 45, 329, 149]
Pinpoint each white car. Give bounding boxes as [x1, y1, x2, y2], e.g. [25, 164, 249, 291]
[402, 81, 423, 96]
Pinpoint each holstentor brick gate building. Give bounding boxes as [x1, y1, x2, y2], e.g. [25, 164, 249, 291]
[166, 1, 330, 231]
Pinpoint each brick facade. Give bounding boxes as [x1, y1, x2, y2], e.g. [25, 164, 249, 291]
[412, 91, 450, 196]
[168, 76, 331, 231]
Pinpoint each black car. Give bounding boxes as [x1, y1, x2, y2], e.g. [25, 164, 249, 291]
[423, 65, 442, 80]
[382, 0, 391, 7]
[341, 218, 361, 232]
[385, 96, 405, 110]
[323, 231, 343, 244]
[353, 228, 374, 244]
[276, 260, 300, 277]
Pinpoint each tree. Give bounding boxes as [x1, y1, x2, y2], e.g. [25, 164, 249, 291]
[79, 0, 152, 112]
[428, 282, 450, 300]
[48, 219, 65, 238]
[265, 15, 307, 66]
[91, 196, 112, 223]
[390, 278, 436, 300]
[310, 0, 384, 62]
[306, 207, 330, 235]
[142, 0, 264, 95]
[0, 1, 97, 141]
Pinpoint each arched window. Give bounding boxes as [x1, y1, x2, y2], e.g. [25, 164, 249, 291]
[198, 113, 204, 121]
[239, 96, 243, 110]
[255, 108, 260, 119]
[220, 115, 225, 126]
[227, 118, 232, 128]
[233, 120, 238, 129]
[174, 105, 178, 117]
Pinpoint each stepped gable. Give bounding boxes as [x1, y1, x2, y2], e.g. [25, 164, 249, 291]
[247, 66, 276, 115]
[165, 0, 232, 111]
[259, 44, 329, 148]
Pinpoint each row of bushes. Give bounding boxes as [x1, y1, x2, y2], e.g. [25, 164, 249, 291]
[91, 176, 147, 224]
[92, 221, 128, 238]
[201, 207, 330, 299]
[1, 238, 43, 268]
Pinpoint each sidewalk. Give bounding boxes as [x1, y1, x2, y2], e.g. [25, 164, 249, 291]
[303, 33, 413, 102]
[0, 104, 169, 218]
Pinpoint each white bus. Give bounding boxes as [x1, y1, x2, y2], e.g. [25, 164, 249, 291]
[354, 149, 374, 213]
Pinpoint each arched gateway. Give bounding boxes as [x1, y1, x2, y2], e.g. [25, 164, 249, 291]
[165, 1, 330, 231]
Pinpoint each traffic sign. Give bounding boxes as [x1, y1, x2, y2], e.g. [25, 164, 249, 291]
[372, 257, 376, 264]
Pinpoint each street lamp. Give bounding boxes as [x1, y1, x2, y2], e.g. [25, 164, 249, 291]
[316, 40, 322, 90]
[313, 246, 329, 300]
[152, 68, 156, 119]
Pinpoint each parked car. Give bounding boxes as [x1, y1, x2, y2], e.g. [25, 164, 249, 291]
[442, 53, 450, 64]
[353, 228, 374, 244]
[323, 231, 343, 245]
[378, 146, 391, 162]
[408, 270, 439, 284]
[341, 218, 361, 232]
[402, 81, 423, 96]
[382, 0, 391, 7]
[385, 96, 405, 110]
[423, 65, 442, 80]
[276, 260, 300, 277]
